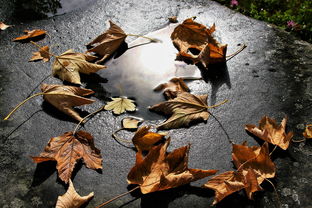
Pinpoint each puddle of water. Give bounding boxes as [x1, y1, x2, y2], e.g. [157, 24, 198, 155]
[96, 24, 201, 120]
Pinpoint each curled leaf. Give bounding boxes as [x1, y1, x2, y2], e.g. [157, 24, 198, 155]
[87, 20, 127, 63]
[303, 124, 312, 139]
[32, 131, 102, 183]
[53, 49, 106, 85]
[104, 97, 136, 115]
[127, 138, 217, 194]
[154, 77, 190, 99]
[41, 84, 95, 122]
[29, 45, 50, 62]
[132, 126, 166, 152]
[122, 116, 144, 130]
[245, 116, 294, 150]
[56, 179, 94, 208]
[13, 29, 46, 41]
[171, 18, 227, 68]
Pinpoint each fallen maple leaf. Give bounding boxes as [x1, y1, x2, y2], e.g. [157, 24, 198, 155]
[32, 131, 102, 183]
[87, 20, 127, 63]
[132, 126, 166, 152]
[41, 84, 95, 122]
[0, 22, 12, 30]
[104, 97, 136, 115]
[13, 29, 46, 41]
[154, 77, 190, 99]
[29, 45, 50, 62]
[56, 179, 94, 208]
[303, 124, 312, 139]
[122, 116, 144, 130]
[127, 138, 217, 194]
[149, 92, 226, 129]
[52, 49, 106, 85]
[171, 18, 227, 68]
[245, 116, 294, 150]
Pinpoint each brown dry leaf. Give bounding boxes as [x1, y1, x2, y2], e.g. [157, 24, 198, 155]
[149, 92, 210, 129]
[32, 131, 102, 184]
[132, 126, 166, 152]
[104, 97, 136, 115]
[303, 124, 312, 139]
[41, 84, 95, 122]
[13, 29, 46, 41]
[154, 77, 190, 99]
[52, 49, 106, 85]
[168, 16, 178, 23]
[127, 138, 217, 194]
[171, 18, 227, 68]
[56, 179, 94, 208]
[87, 20, 127, 63]
[122, 116, 144, 130]
[29, 45, 50, 62]
[0, 22, 12, 30]
[245, 116, 294, 150]
[232, 142, 275, 185]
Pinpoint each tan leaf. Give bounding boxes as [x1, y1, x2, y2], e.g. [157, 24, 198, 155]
[132, 126, 166, 152]
[303, 124, 312, 139]
[154, 77, 190, 99]
[127, 138, 217, 194]
[0, 22, 12, 30]
[52, 49, 106, 85]
[122, 116, 144, 130]
[32, 131, 102, 183]
[104, 97, 136, 115]
[41, 84, 95, 122]
[149, 92, 210, 129]
[56, 179, 94, 208]
[87, 20, 127, 63]
[29, 45, 51, 62]
[168, 16, 178, 23]
[13, 29, 46, 41]
[245, 116, 294, 150]
[171, 18, 227, 68]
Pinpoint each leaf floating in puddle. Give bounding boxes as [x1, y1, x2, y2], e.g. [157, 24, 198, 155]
[104, 97, 136, 115]
[122, 116, 144, 130]
[245, 116, 293, 150]
[13, 29, 47, 41]
[56, 179, 94, 208]
[29, 45, 51, 62]
[154, 77, 190, 100]
[52, 49, 106, 85]
[41, 84, 95, 122]
[32, 131, 102, 184]
[86, 20, 127, 63]
[171, 17, 227, 68]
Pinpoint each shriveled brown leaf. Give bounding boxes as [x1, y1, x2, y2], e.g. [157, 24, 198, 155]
[232, 142, 275, 185]
[13, 29, 46, 41]
[29, 45, 50, 62]
[245, 116, 294, 150]
[32, 131, 102, 183]
[303, 124, 312, 139]
[171, 18, 227, 68]
[56, 179, 94, 208]
[52, 49, 106, 85]
[104, 97, 136, 115]
[122, 116, 144, 130]
[127, 138, 217, 194]
[0, 22, 12, 30]
[149, 92, 211, 129]
[154, 77, 190, 99]
[132, 126, 166, 152]
[168, 16, 178, 23]
[87, 20, 127, 63]
[41, 84, 95, 122]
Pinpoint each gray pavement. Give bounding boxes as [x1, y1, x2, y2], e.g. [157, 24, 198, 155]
[0, 0, 312, 207]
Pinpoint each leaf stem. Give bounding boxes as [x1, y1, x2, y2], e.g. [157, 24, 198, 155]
[126, 34, 159, 42]
[226, 44, 247, 61]
[73, 106, 104, 134]
[3, 92, 45, 120]
[291, 138, 306, 143]
[207, 99, 228, 109]
[112, 128, 133, 143]
[30, 41, 57, 57]
[269, 145, 278, 156]
[264, 178, 281, 208]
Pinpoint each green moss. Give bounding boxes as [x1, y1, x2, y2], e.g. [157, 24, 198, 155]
[214, 0, 312, 42]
